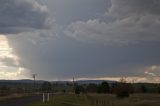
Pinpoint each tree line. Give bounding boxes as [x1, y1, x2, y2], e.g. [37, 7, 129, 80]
[74, 78, 160, 98]
[1, 79, 160, 98]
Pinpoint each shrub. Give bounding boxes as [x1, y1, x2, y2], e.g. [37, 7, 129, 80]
[115, 83, 133, 98]
[115, 77, 133, 98]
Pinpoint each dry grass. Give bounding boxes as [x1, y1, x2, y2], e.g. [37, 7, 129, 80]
[30, 94, 160, 106]
[87, 94, 160, 106]
[0, 94, 28, 101]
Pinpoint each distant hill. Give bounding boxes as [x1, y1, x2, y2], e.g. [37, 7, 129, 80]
[0, 79, 117, 84]
[76, 80, 117, 84]
[0, 79, 45, 84]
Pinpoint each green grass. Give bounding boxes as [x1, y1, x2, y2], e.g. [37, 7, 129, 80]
[29, 94, 160, 106]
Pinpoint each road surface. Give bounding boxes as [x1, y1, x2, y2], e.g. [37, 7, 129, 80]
[0, 95, 42, 106]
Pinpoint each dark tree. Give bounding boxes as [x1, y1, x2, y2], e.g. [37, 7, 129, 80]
[42, 81, 52, 92]
[78, 85, 86, 93]
[115, 83, 133, 98]
[97, 81, 110, 93]
[140, 84, 147, 93]
[157, 85, 160, 93]
[75, 85, 80, 94]
[114, 77, 134, 98]
[110, 82, 118, 93]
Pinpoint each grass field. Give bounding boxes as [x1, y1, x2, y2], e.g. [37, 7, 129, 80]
[29, 94, 160, 106]
[0, 94, 27, 101]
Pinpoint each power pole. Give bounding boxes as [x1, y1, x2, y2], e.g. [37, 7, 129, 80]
[32, 74, 37, 93]
[73, 77, 75, 93]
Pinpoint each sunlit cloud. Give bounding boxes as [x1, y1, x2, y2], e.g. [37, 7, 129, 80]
[144, 65, 160, 77]
[74, 76, 160, 83]
[0, 34, 30, 80]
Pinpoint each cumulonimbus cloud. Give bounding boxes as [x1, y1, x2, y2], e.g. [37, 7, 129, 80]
[65, 0, 160, 44]
[0, 0, 51, 34]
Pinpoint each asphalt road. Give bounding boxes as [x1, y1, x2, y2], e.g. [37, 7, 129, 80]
[0, 95, 42, 106]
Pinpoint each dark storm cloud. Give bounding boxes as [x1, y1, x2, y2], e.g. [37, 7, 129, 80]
[0, 0, 50, 34]
[8, 33, 160, 80]
[38, 0, 109, 25]
[109, 0, 160, 17]
[4, 0, 160, 80]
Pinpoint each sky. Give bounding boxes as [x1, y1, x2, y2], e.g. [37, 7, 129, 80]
[0, 0, 160, 82]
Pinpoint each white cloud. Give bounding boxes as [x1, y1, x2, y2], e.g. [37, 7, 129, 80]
[0, 67, 30, 80]
[0, 35, 30, 79]
[70, 76, 160, 83]
[145, 65, 160, 77]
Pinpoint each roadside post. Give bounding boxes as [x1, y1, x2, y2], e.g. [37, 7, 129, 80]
[42, 93, 50, 103]
[47, 93, 50, 101]
[43, 93, 45, 103]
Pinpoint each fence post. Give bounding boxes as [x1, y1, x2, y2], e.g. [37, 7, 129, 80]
[43, 93, 45, 103]
[47, 93, 50, 101]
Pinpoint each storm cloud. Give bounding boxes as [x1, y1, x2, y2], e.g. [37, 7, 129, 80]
[108, 0, 160, 17]
[0, 0, 50, 34]
[1, 0, 160, 82]
[65, 0, 160, 44]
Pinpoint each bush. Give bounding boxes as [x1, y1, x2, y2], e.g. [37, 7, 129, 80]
[115, 83, 133, 98]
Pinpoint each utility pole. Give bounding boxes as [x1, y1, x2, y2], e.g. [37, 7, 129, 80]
[73, 77, 75, 93]
[32, 74, 37, 93]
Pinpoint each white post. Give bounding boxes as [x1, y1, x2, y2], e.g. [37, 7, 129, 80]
[43, 93, 45, 103]
[47, 93, 50, 102]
